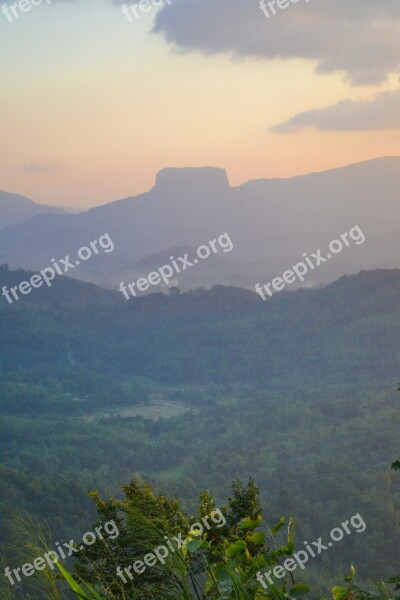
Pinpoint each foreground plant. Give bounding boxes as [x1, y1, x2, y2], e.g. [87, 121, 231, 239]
[6, 460, 399, 599]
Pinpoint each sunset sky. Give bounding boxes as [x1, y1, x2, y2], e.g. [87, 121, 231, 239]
[1, 0, 400, 207]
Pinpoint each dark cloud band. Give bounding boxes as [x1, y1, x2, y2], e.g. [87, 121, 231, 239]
[149, 0, 400, 85]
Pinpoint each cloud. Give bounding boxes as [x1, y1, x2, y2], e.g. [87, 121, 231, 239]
[271, 88, 400, 132]
[19, 161, 65, 174]
[150, 0, 400, 85]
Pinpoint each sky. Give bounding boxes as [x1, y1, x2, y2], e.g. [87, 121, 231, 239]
[1, 0, 400, 207]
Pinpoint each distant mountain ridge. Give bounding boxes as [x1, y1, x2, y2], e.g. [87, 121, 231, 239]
[1, 157, 399, 290]
[0, 264, 118, 307]
[0, 191, 66, 230]
[1, 266, 400, 386]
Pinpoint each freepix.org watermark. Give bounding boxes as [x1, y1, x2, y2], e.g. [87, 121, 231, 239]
[116, 508, 226, 584]
[121, 0, 171, 22]
[255, 225, 365, 301]
[1, 0, 51, 22]
[119, 232, 233, 300]
[1, 233, 115, 305]
[259, 0, 310, 19]
[256, 513, 366, 591]
[4, 520, 119, 586]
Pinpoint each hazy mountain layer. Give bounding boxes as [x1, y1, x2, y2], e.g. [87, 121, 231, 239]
[1, 157, 399, 291]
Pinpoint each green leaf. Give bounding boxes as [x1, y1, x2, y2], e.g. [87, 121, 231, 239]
[331, 586, 350, 600]
[251, 554, 270, 571]
[271, 517, 285, 535]
[288, 583, 311, 598]
[238, 515, 263, 530]
[186, 537, 202, 553]
[56, 563, 90, 599]
[288, 517, 296, 546]
[56, 562, 103, 600]
[344, 565, 356, 582]
[247, 531, 266, 545]
[213, 563, 232, 583]
[226, 540, 247, 557]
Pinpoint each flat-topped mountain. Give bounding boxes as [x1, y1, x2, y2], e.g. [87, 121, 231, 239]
[154, 166, 230, 192]
[0, 157, 399, 289]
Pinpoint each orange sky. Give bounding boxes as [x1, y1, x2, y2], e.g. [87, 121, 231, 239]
[1, 1, 399, 207]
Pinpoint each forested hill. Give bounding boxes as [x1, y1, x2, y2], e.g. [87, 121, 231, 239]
[1, 266, 400, 386]
[1, 266, 399, 596]
[0, 264, 117, 307]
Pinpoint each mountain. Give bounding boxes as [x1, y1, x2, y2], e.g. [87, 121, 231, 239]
[116, 245, 238, 291]
[0, 157, 399, 290]
[1, 265, 400, 387]
[2, 266, 399, 597]
[0, 264, 118, 307]
[0, 190, 66, 230]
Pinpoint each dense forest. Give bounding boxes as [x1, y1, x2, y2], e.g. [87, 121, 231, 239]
[0, 266, 399, 598]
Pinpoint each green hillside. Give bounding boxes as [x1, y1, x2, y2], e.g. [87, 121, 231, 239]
[0, 268, 399, 598]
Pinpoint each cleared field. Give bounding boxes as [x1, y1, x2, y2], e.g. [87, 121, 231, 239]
[147, 465, 185, 482]
[84, 402, 194, 421]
